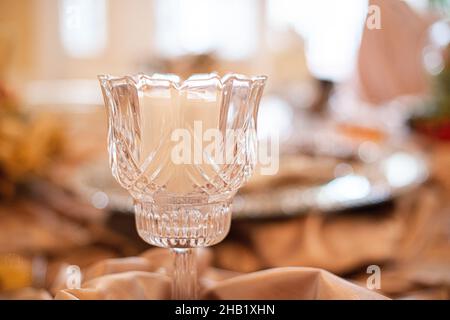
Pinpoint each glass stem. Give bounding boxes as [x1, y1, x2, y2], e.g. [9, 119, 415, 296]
[171, 248, 197, 300]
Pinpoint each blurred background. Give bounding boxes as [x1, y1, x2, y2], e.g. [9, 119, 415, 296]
[0, 0, 449, 299]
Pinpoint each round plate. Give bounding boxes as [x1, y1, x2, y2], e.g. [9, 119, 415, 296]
[70, 148, 428, 220]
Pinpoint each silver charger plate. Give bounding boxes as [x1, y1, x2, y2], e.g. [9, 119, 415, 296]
[70, 149, 428, 220]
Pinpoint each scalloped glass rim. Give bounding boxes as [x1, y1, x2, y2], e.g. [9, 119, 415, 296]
[97, 72, 267, 90]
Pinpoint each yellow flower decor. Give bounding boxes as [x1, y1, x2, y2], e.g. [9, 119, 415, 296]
[0, 82, 64, 198]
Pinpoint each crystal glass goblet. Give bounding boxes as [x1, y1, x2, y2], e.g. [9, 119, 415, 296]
[98, 73, 267, 299]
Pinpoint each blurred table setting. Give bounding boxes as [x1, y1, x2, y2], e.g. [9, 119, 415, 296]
[0, 0, 450, 300]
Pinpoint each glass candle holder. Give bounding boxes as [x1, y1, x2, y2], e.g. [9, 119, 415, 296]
[98, 73, 267, 299]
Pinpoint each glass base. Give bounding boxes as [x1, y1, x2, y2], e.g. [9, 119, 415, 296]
[135, 200, 232, 248]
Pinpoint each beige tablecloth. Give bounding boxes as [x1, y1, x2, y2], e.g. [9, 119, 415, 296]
[51, 249, 387, 300]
